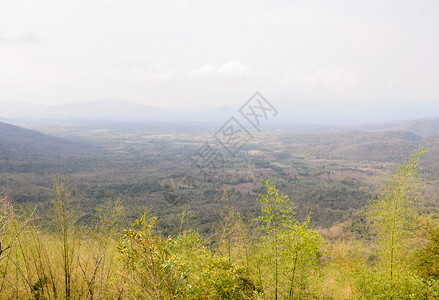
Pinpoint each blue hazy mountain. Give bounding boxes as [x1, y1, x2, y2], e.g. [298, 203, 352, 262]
[1, 97, 438, 125]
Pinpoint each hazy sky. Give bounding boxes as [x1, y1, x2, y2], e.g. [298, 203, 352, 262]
[1, 0, 438, 109]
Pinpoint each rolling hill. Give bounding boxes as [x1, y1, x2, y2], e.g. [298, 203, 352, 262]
[0, 121, 95, 174]
[280, 130, 424, 162]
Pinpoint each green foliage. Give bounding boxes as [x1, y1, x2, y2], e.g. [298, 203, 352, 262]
[358, 149, 429, 298]
[256, 179, 296, 233]
[117, 215, 188, 299]
[282, 218, 324, 298]
[368, 150, 427, 274]
[417, 218, 439, 279]
[117, 214, 257, 299]
[194, 256, 256, 299]
[354, 268, 426, 299]
[414, 218, 439, 299]
[254, 179, 324, 299]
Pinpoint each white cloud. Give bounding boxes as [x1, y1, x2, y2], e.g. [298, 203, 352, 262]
[188, 64, 216, 78]
[189, 61, 255, 80]
[215, 61, 255, 79]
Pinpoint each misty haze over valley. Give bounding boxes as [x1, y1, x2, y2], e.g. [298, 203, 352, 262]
[1, 1, 439, 299]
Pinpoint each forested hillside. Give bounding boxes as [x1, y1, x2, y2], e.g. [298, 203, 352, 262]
[2, 119, 439, 298]
[1, 150, 439, 298]
[2, 120, 439, 230]
[0, 121, 89, 158]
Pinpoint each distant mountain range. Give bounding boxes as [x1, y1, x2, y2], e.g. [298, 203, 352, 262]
[1, 97, 438, 125]
[0, 99, 236, 123]
[272, 96, 439, 124]
[1, 115, 439, 175]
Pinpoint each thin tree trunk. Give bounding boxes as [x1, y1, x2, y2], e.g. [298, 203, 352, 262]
[289, 249, 299, 299]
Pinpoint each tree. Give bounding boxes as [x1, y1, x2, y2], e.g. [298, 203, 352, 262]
[50, 176, 80, 299]
[282, 217, 323, 299]
[255, 179, 323, 299]
[117, 214, 188, 299]
[366, 149, 428, 298]
[255, 179, 295, 299]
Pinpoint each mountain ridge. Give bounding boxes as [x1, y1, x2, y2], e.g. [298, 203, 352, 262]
[2, 97, 439, 125]
[0, 121, 92, 161]
[0, 99, 236, 122]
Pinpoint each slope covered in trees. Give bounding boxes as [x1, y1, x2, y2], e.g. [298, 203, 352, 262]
[1, 150, 439, 299]
[0, 121, 90, 159]
[2, 120, 439, 231]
